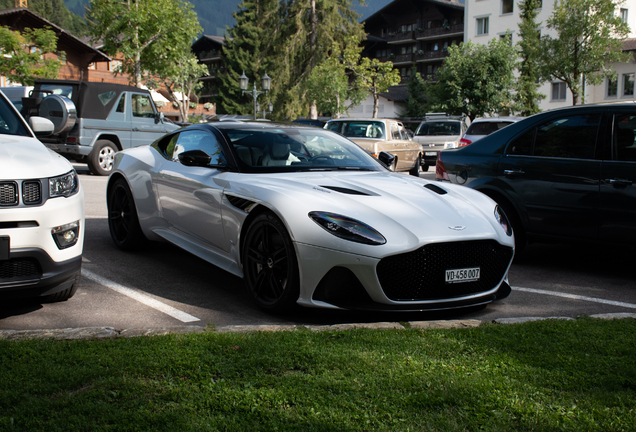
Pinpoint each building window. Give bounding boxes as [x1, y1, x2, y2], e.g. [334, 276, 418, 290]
[502, 0, 513, 14]
[621, 8, 629, 24]
[623, 73, 635, 96]
[607, 77, 618, 97]
[551, 82, 567, 101]
[476, 17, 489, 35]
[57, 51, 66, 65]
[109, 60, 122, 73]
[88, 62, 96, 70]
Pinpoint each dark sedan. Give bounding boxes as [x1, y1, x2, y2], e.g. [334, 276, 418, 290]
[436, 103, 636, 250]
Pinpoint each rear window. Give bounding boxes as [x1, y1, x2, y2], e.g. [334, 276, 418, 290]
[415, 121, 461, 136]
[326, 121, 386, 139]
[466, 121, 513, 136]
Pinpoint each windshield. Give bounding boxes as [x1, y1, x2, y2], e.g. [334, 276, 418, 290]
[0, 94, 31, 137]
[326, 121, 386, 139]
[222, 127, 385, 173]
[415, 121, 461, 136]
[466, 121, 513, 136]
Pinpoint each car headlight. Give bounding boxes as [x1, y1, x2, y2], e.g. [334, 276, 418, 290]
[309, 211, 386, 245]
[494, 205, 513, 237]
[444, 141, 459, 149]
[49, 170, 79, 198]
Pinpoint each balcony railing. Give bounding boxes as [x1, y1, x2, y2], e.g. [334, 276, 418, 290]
[415, 23, 463, 39]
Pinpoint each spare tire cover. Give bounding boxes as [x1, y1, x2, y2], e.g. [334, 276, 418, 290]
[39, 95, 77, 134]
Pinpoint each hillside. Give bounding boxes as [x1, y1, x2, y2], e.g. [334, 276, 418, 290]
[63, 0, 392, 37]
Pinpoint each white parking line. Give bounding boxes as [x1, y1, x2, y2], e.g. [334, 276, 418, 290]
[513, 286, 636, 309]
[82, 269, 201, 322]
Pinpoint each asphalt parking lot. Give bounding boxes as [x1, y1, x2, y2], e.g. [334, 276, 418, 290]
[1, 166, 635, 331]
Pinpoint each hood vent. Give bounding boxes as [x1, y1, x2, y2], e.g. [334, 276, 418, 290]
[320, 186, 370, 196]
[424, 183, 448, 195]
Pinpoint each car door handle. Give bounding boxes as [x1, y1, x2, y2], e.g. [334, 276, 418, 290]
[607, 178, 633, 186]
[132, 128, 139, 132]
[503, 169, 525, 176]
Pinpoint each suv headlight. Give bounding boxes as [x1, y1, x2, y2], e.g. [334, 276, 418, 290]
[49, 170, 79, 198]
[309, 211, 386, 245]
[444, 141, 459, 149]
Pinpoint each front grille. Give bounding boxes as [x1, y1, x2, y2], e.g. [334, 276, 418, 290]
[0, 182, 18, 205]
[22, 181, 42, 204]
[376, 240, 513, 301]
[0, 258, 42, 280]
[0, 180, 43, 206]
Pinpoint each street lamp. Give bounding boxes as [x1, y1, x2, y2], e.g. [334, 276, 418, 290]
[239, 71, 272, 120]
[255, 101, 274, 119]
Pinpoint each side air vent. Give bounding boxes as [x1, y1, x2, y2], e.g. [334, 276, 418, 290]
[320, 186, 370, 196]
[226, 195, 257, 212]
[424, 183, 447, 195]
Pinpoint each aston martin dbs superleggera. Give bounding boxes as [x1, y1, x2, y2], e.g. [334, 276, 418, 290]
[107, 121, 515, 313]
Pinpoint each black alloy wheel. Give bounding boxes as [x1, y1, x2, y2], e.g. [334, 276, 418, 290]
[107, 178, 147, 251]
[242, 212, 300, 312]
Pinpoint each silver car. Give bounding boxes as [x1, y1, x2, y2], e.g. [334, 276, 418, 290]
[460, 117, 523, 146]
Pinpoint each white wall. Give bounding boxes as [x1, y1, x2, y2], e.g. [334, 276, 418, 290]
[339, 94, 403, 119]
[465, 0, 636, 111]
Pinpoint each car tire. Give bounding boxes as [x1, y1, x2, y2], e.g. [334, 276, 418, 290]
[107, 177, 147, 251]
[409, 156, 421, 177]
[41, 269, 81, 303]
[242, 212, 300, 313]
[88, 140, 118, 176]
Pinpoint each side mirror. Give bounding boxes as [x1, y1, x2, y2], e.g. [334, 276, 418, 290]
[178, 149, 228, 169]
[378, 151, 395, 170]
[28, 116, 54, 136]
[155, 111, 164, 124]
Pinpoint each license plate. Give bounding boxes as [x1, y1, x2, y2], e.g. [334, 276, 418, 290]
[425, 152, 437, 156]
[0, 236, 9, 261]
[445, 267, 480, 284]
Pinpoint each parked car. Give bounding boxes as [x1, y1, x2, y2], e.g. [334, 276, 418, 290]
[107, 121, 514, 313]
[459, 117, 523, 146]
[412, 113, 470, 171]
[0, 89, 84, 302]
[20, 79, 180, 176]
[324, 118, 422, 175]
[436, 103, 636, 251]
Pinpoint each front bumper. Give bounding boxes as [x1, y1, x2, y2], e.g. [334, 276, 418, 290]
[294, 240, 513, 311]
[0, 249, 81, 299]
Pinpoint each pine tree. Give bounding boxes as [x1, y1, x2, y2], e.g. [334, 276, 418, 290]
[216, 0, 280, 116]
[514, 0, 544, 116]
[400, 67, 429, 118]
[274, 0, 365, 119]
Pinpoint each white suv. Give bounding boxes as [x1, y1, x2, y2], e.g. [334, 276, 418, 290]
[0, 90, 84, 302]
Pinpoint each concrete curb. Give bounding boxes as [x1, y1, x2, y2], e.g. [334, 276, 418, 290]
[1, 313, 634, 341]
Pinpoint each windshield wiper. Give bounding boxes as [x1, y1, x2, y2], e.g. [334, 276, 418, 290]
[336, 166, 374, 171]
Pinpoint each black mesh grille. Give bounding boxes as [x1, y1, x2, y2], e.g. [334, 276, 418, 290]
[0, 258, 41, 280]
[0, 182, 18, 205]
[22, 181, 41, 204]
[377, 240, 513, 301]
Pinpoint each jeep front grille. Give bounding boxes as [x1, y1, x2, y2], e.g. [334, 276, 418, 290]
[0, 182, 18, 205]
[0, 258, 42, 280]
[0, 180, 43, 206]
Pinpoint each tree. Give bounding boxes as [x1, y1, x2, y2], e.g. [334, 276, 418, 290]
[87, 0, 201, 87]
[341, 45, 401, 118]
[0, 26, 61, 85]
[306, 41, 366, 118]
[429, 38, 517, 121]
[275, 0, 365, 119]
[28, 0, 89, 37]
[400, 66, 429, 118]
[154, 53, 208, 122]
[541, 0, 630, 105]
[514, 0, 545, 116]
[216, 0, 280, 117]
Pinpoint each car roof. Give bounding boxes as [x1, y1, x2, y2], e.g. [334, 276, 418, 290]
[196, 121, 320, 132]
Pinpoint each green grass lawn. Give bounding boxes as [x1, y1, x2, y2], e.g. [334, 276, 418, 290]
[1, 317, 634, 431]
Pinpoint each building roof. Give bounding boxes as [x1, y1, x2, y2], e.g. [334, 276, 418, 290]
[622, 38, 636, 52]
[0, 7, 111, 63]
[380, 85, 409, 102]
[192, 34, 226, 52]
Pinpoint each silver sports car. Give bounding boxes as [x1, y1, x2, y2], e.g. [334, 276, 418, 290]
[107, 122, 515, 313]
